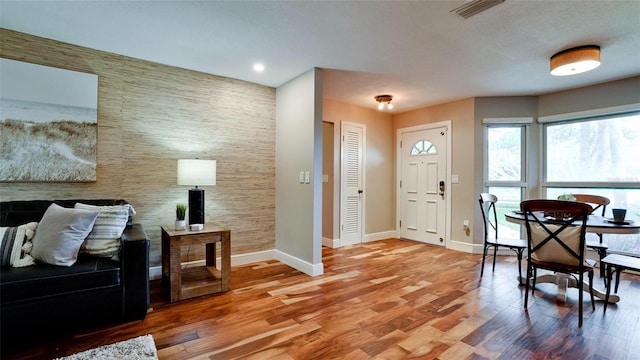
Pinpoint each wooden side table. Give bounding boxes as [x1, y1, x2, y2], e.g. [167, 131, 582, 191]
[161, 224, 231, 302]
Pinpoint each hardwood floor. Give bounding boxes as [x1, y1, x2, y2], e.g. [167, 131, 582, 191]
[3, 238, 639, 359]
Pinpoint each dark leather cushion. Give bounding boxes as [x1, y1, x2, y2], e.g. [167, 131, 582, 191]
[0, 199, 130, 227]
[0, 255, 120, 304]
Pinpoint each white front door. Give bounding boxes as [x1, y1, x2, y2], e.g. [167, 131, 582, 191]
[398, 125, 448, 246]
[340, 121, 365, 246]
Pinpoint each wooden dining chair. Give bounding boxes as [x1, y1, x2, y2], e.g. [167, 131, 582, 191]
[521, 199, 595, 327]
[572, 194, 610, 279]
[478, 193, 527, 279]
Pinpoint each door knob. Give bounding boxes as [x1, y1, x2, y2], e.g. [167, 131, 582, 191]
[358, 189, 363, 194]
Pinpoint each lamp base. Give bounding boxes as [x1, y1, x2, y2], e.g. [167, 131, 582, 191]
[188, 188, 205, 225]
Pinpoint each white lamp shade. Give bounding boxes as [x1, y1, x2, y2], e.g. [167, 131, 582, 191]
[550, 45, 601, 76]
[177, 159, 216, 186]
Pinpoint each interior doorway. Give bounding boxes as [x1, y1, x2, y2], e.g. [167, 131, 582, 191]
[322, 121, 339, 248]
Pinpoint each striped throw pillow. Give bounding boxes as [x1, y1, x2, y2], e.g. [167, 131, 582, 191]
[75, 203, 131, 258]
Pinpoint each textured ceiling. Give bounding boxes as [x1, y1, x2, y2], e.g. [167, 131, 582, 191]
[1, 1, 639, 113]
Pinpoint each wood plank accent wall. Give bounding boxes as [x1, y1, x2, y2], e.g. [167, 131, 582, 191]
[0, 29, 276, 266]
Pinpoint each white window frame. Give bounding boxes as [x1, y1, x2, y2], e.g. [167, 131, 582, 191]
[483, 118, 532, 191]
[539, 107, 640, 193]
[483, 118, 533, 240]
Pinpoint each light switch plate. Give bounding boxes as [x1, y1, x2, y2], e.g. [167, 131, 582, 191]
[452, 174, 460, 184]
[304, 171, 310, 184]
[299, 171, 305, 183]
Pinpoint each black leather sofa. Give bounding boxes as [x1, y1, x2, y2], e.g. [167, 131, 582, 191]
[0, 199, 150, 342]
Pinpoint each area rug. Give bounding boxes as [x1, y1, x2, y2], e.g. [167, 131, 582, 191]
[55, 334, 158, 360]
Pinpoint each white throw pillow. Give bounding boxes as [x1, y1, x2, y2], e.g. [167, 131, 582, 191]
[530, 223, 585, 266]
[75, 203, 131, 257]
[31, 204, 99, 267]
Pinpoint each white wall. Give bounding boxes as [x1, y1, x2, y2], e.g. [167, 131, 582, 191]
[275, 68, 324, 276]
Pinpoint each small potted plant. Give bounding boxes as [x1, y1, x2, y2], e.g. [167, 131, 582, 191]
[175, 204, 187, 230]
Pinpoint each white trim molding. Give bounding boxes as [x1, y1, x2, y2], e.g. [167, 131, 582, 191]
[364, 230, 397, 243]
[448, 240, 483, 254]
[482, 117, 534, 124]
[538, 103, 640, 123]
[149, 249, 276, 280]
[449, 240, 514, 255]
[275, 249, 324, 276]
[322, 237, 340, 248]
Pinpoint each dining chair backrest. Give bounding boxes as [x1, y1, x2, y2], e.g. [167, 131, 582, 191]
[479, 193, 527, 278]
[479, 193, 499, 240]
[572, 194, 610, 216]
[521, 200, 592, 266]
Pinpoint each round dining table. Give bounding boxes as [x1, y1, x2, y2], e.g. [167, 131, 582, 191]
[505, 211, 639, 303]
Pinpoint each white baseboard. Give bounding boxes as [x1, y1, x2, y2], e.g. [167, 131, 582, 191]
[322, 237, 340, 248]
[324, 230, 397, 249]
[231, 249, 276, 265]
[449, 240, 526, 255]
[149, 248, 325, 279]
[448, 240, 483, 254]
[364, 230, 397, 243]
[149, 249, 276, 280]
[274, 249, 324, 276]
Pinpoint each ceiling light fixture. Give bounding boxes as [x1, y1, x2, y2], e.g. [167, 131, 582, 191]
[253, 63, 265, 72]
[375, 94, 393, 111]
[550, 45, 601, 76]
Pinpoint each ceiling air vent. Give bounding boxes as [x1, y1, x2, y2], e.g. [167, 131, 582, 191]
[451, 0, 505, 19]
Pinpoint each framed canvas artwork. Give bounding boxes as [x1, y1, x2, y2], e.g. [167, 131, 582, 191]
[0, 58, 98, 182]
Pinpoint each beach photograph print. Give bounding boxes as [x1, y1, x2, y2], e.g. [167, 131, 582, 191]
[0, 58, 98, 182]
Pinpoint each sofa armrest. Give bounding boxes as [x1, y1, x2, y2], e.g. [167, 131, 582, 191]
[121, 223, 150, 320]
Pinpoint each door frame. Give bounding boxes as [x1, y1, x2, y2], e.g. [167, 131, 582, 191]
[396, 120, 452, 247]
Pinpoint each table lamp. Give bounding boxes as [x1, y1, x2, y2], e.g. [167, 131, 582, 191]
[177, 159, 216, 226]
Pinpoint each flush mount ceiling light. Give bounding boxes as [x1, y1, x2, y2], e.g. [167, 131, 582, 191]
[375, 94, 394, 111]
[550, 45, 601, 76]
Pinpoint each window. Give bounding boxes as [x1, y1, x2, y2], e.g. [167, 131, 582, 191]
[410, 140, 437, 155]
[542, 111, 640, 254]
[546, 187, 640, 254]
[485, 125, 528, 238]
[545, 114, 640, 183]
[487, 127, 523, 182]
[487, 186, 522, 239]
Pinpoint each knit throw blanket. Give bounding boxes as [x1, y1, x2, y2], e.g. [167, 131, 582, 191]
[54, 335, 158, 360]
[0, 222, 38, 267]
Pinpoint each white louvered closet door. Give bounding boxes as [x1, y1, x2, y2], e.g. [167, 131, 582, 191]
[340, 121, 365, 246]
